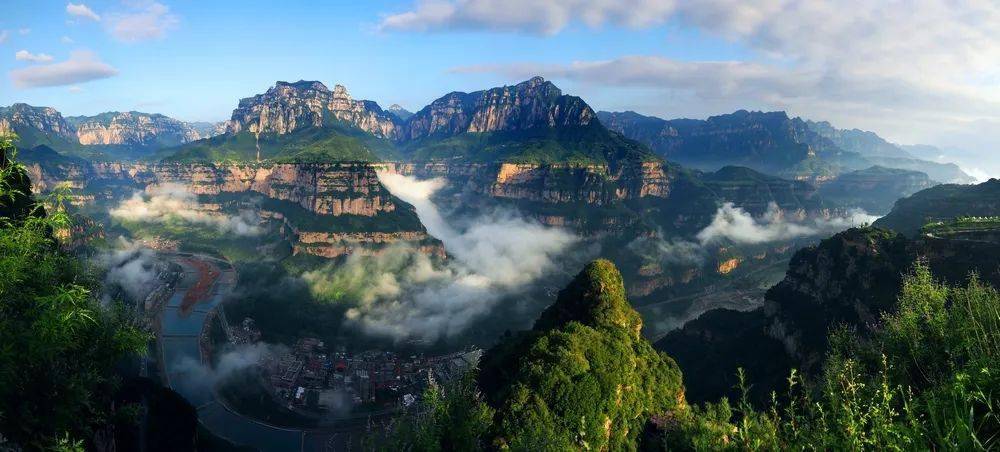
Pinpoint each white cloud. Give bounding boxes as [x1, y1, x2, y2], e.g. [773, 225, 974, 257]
[0, 31, 9, 45]
[68, 85, 83, 93]
[9, 50, 118, 88]
[390, 1, 1000, 153]
[67, 3, 101, 21]
[107, 1, 179, 42]
[18, 28, 30, 36]
[15, 50, 54, 63]
[696, 202, 878, 245]
[61, 36, 75, 44]
[110, 183, 264, 236]
[379, 0, 675, 34]
[302, 172, 578, 341]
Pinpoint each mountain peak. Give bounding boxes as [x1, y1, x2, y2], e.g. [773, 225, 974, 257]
[534, 259, 642, 336]
[227, 81, 399, 139]
[275, 80, 329, 92]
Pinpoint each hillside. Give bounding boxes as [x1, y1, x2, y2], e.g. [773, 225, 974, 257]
[598, 109, 862, 179]
[818, 165, 937, 213]
[874, 178, 1000, 236]
[657, 226, 1000, 404]
[599, 110, 974, 183]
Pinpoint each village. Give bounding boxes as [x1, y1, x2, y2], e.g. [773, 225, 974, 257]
[228, 316, 481, 418]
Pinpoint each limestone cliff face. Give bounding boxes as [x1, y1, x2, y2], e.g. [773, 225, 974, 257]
[226, 81, 401, 139]
[387, 159, 670, 205]
[67, 112, 208, 147]
[403, 77, 595, 140]
[0, 103, 77, 141]
[90, 162, 399, 216]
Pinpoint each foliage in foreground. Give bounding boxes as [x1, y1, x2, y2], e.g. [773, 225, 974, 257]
[0, 134, 147, 450]
[662, 262, 1000, 450]
[388, 260, 1000, 451]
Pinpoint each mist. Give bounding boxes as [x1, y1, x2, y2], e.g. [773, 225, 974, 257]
[697, 202, 879, 245]
[109, 183, 263, 236]
[172, 342, 287, 395]
[300, 172, 578, 341]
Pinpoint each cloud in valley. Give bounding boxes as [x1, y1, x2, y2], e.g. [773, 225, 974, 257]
[172, 343, 288, 397]
[99, 241, 161, 304]
[9, 50, 118, 88]
[629, 202, 879, 270]
[110, 183, 264, 236]
[301, 172, 577, 341]
[67, 3, 101, 21]
[697, 202, 878, 245]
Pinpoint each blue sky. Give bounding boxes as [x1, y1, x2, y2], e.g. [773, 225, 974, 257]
[0, 1, 748, 122]
[2, 0, 999, 178]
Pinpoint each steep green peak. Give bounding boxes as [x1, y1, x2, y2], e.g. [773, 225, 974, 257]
[534, 259, 642, 336]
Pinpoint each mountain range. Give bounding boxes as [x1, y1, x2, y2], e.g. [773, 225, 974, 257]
[598, 110, 974, 183]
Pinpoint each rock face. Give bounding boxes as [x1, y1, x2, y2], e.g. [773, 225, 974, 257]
[91, 162, 401, 216]
[0, 103, 77, 142]
[403, 76, 595, 140]
[66, 112, 207, 147]
[388, 159, 671, 205]
[27, 159, 436, 258]
[226, 80, 401, 139]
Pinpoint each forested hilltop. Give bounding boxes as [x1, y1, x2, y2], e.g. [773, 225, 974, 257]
[387, 253, 1000, 450]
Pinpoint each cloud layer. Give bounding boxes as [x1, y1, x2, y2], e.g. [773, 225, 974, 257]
[386, 0, 1000, 159]
[697, 202, 878, 245]
[110, 183, 263, 236]
[9, 50, 118, 88]
[302, 172, 577, 341]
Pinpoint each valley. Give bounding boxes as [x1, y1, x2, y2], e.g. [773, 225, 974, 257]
[3, 74, 997, 451]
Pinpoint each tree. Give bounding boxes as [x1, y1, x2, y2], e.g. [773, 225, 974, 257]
[0, 133, 147, 449]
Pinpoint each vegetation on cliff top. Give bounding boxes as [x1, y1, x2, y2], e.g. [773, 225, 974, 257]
[874, 178, 1000, 236]
[389, 259, 686, 450]
[390, 251, 1000, 450]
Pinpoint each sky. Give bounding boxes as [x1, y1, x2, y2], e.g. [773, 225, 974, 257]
[2, 1, 998, 176]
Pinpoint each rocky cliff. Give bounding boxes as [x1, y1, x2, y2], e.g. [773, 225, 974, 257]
[0, 104, 80, 152]
[2, 103, 226, 159]
[226, 80, 401, 139]
[27, 159, 437, 258]
[388, 159, 671, 205]
[66, 111, 209, 147]
[403, 76, 594, 140]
